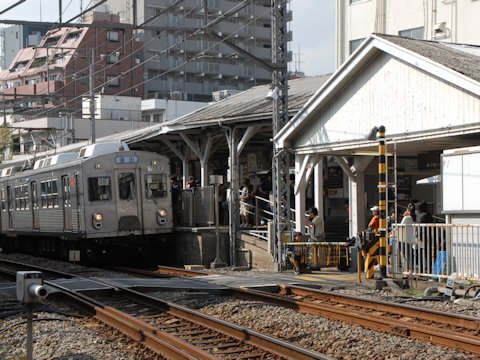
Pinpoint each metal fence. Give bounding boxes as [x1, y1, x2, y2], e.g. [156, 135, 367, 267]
[179, 187, 215, 226]
[390, 223, 480, 280]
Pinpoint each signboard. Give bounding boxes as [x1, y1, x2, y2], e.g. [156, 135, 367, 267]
[327, 166, 344, 198]
[418, 151, 441, 171]
[396, 175, 411, 200]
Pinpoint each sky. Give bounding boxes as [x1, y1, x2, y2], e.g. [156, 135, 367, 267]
[0, 0, 336, 76]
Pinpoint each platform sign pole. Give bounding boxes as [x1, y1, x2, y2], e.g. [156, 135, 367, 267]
[210, 175, 226, 268]
[26, 303, 33, 360]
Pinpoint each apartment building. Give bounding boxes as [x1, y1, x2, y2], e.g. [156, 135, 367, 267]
[0, 11, 143, 118]
[336, 0, 480, 67]
[0, 24, 49, 70]
[105, 0, 281, 102]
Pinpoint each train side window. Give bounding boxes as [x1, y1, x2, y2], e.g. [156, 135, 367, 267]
[40, 181, 47, 208]
[0, 189, 5, 211]
[145, 174, 167, 199]
[46, 180, 53, 207]
[88, 176, 111, 201]
[52, 179, 59, 207]
[22, 184, 29, 210]
[118, 173, 136, 200]
[14, 186, 20, 210]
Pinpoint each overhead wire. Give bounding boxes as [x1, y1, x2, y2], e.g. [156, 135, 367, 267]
[6, 0, 270, 122]
[7, 1, 204, 118]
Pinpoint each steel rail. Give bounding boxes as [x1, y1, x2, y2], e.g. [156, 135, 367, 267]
[282, 284, 480, 331]
[156, 265, 210, 277]
[232, 287, 480, 355]
[119, 286, 330, 360]
[109, 265, 209, 278]
[0, 259, 328, 359]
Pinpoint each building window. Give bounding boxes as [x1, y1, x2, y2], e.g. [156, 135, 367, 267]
[399, 27, 424, 39]
[106, 53, 120, 64]
[349, 38, 365, 54]
[107, 31, 119, 42]
[107, 76, 119, 87]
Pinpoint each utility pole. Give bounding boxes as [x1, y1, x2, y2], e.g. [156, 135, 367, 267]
[89, 48, 95, 144]
[271, 0, 290, 269]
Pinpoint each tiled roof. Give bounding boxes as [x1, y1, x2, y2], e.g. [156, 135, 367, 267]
[166, 75, 330, 127]
[376, 34, 480, 82]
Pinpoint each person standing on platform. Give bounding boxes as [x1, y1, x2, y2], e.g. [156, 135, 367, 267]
[368, 205, 380, 236]
[186, 176, 197, 189]
[306, 207, 325, 241]
[399, 205, 416, 271]
[240, 178, 253, 227]
[171, 177, 182, 226]
[306, 207, 324, 270]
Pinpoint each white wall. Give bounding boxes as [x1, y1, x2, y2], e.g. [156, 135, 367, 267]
[338, 0, 480, 66]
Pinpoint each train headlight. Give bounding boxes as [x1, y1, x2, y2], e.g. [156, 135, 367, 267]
[93, 213, 103, 221]
[92, 213, 103, 229]
[158, 209, 167, 217]
[157, 209, 167, 225]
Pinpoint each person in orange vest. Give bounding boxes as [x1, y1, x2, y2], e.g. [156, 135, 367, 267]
[368, 205, 380, 236]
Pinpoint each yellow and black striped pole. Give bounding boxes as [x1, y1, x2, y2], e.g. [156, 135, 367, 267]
[378, 125, 387, 278]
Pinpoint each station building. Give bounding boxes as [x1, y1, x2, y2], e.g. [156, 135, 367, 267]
[2, 34, 480, 278]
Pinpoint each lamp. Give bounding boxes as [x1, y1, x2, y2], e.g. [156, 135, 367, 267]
[266, 86, 279, 101]
[366, 126, 378, 141]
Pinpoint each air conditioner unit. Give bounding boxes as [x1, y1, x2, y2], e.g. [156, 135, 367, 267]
[434, 22, 446, 34]
[135, 58, 141, 64]
[170, 91, 181, 100]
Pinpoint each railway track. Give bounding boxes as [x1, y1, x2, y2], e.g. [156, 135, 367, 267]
[79, 264, 480, 355]
[102, 265, 480, 354]
[0, 259, 329, 359]
[109, 265, 209, 278]
[232, 285, 480, 355]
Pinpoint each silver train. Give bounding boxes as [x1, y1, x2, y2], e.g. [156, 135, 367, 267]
[0, 142, 173, 259]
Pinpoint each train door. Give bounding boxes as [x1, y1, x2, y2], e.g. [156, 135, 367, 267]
[6, 186, 13, 230]
[116, 170, 142, 232]
[31, 181, 39, 230]
[61, 175, 72, 231]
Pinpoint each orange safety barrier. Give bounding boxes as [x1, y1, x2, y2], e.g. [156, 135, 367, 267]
[285, 242, 349, 270]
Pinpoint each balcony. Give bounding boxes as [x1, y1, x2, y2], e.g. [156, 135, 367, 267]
[2, 81, 63, 100]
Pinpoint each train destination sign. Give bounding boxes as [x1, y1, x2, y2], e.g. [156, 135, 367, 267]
[115, 156, 139, 164]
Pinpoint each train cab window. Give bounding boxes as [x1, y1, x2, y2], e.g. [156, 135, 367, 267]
[118, 173, 136, 200]
[88, 176, 111, 201]
[145, 174, 167, 199]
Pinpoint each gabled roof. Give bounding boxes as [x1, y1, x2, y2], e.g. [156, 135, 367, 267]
[275, 34, 480, 148]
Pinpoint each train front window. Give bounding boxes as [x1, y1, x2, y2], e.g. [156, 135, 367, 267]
[145, 174, 167, 199]
[88, 177, 111, 201]
[118, 173, 136, 200]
